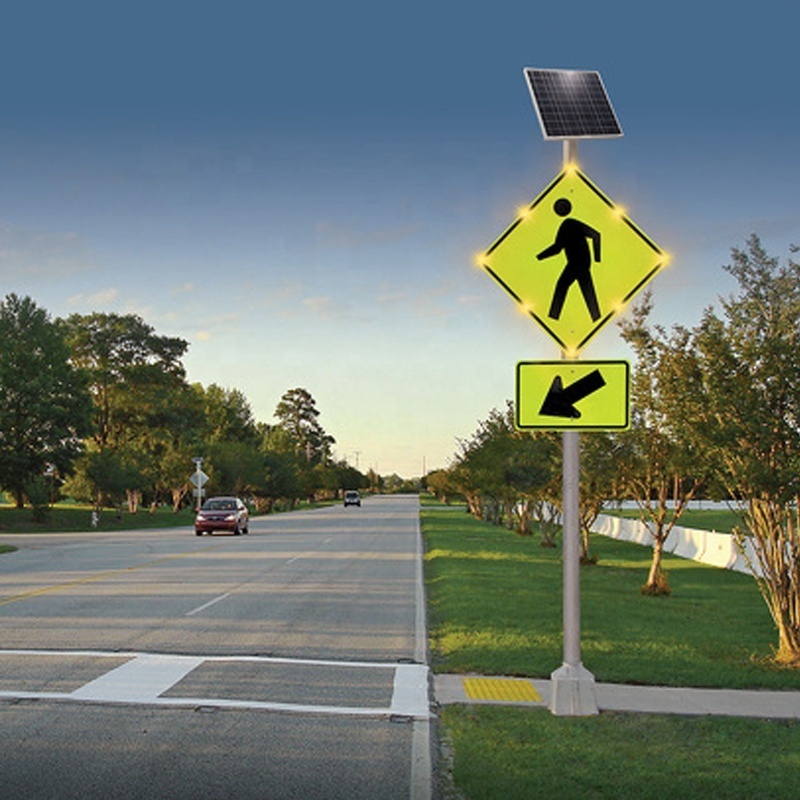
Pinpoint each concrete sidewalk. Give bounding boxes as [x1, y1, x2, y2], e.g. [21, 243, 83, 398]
[434, 674, 800, 719]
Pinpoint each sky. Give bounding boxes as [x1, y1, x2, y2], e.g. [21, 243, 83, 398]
[2, 0, 800, 477]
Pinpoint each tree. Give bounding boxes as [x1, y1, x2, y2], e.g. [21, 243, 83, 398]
[426, 469, 462, 504]
[256, 450, 302, 511]
[684, 236, 800, 664]
[451, 402, 561, 539]
[63, 312, 189, 452]
[205, 439, 264, 497]
[579, 432, 623, 563]
[505, 430, 560, 541]
[273, 388, 335, 464]
[63, 312, 198, 508]
[0, 295, 93, 508]
[196, 383, 257, 444]
[618, 292, 708, 594]
[64, 447, 143, 511]
[452, 404, 516, 525]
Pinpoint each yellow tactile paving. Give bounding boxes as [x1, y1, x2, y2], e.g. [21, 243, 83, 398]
[462, 677, 542, 703]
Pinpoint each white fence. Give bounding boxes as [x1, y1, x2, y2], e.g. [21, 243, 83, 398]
[591, 514, 762, 577]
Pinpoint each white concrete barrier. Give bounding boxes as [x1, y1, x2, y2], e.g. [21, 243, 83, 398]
[591, 514, 762, 577]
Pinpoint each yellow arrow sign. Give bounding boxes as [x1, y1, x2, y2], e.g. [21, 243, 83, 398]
[516, 360, 629, 430]
[481, 166, 666, 355]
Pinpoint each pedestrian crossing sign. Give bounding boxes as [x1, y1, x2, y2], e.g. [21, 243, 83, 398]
[480, 166, 666, 355]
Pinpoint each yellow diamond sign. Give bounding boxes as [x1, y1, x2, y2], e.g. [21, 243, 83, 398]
[481, 166, 666, 354]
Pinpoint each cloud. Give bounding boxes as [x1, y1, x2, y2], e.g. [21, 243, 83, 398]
[302, 295, 337, 318]
[375, 281, 456, 321]
[0, 223, 97, 279]
[67, 287, 119, 308]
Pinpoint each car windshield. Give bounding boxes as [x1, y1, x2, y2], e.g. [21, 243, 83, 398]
[203, 499, 235, 511]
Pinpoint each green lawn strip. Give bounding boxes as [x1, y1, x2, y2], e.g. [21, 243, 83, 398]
[0, 498, 334, 536]
[422, 503, 800, 690]
[426, 503, 800, 799]
[609, 506, 743, 533]
[442, 705, 800, 800]
[0, 504, 197, 533]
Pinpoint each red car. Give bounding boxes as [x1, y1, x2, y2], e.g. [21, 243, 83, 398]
[195, 496, 249, 536]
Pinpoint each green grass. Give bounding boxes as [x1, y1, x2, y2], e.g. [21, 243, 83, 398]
[0, 497, 336, 538]
[442, 706, 800, 800]
[0, 503, 197, 533]
[425, 502, 800, 799]
[611, 506, 743, 533]
[423, 503, 797, 689]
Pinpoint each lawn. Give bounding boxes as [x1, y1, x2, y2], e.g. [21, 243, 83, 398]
[0, 502, 197, 533]
[442, 705, 800, 800]
[0, 498, 333, 535]
[423, 503, 797, 689]
[423, 501, 800, 799]
[611, 505, 744, 534]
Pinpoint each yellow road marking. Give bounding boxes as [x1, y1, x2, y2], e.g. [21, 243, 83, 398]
[462, 677, 542, 703]
[0, 544, 222, 607]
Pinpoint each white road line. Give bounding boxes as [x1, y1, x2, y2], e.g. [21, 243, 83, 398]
[412, 501, 433, 800]
[414, 510, 429, 665]
[390, 664, 429, 717]
[411, 720, 432, 800]
[185, 592, 231, 616]
[72, 654, 204, 702]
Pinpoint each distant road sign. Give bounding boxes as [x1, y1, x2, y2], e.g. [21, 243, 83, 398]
[516, 360, 629, 430]
[190, 470, 209, 489]
[481, 166, 665, 355]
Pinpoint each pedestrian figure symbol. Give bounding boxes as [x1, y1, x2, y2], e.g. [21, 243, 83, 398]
[536, 198, 602, 322]
[480, 166, 666, 354]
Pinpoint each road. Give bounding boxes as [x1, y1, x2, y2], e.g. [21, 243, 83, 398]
[0, 494, 432, 799]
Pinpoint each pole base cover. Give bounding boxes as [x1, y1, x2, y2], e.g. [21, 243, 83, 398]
[550, 662, 598, 716]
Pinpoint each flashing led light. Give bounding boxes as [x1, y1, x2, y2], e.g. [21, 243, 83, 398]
[517, 205, 533, 221]
[563, 346, 580, 359]
[474, 252, 487, 268]
[661, 252, 673, 266]
[563, 161, 580, 176]
[610, 204, 627, 220]
[518, 301, 535, 317]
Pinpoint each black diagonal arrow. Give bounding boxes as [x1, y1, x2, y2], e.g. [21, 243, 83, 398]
[539, 369, 606, 419]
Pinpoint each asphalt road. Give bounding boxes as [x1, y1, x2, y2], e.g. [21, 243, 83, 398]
[0, 494, 432, 799]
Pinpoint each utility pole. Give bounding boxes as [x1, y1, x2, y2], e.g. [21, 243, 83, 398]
[548, 138, 598, 716]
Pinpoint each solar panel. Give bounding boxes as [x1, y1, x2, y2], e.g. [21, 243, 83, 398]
[524, 68, 623, 140]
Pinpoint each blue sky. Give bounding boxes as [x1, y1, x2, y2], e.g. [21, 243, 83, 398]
[1, 1, 799, 477]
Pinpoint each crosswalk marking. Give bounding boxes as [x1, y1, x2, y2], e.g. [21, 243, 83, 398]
[0, 649, 431, 720]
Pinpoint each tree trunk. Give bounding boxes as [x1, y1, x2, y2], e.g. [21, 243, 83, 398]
[642, 537, 670, 595]
[743, 498, 800, 665]
[126, 489, 140, 514]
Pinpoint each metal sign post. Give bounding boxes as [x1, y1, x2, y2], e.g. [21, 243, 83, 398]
[549, 425, 599, 714]
[548, 139, 598, 715]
